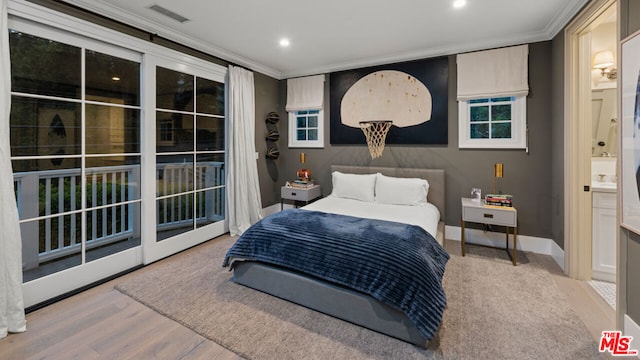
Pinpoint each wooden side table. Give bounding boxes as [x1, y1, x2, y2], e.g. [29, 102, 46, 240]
[461, 197, 518, 265]
[281, 185, 322, 210]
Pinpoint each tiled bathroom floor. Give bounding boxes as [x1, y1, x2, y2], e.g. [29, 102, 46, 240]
[589, 280, 616, 309]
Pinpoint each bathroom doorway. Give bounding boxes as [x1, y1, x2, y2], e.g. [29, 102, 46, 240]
[565, 0, 618, 310]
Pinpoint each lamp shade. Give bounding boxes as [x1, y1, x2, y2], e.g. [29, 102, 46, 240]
[593, 51, 614, 69]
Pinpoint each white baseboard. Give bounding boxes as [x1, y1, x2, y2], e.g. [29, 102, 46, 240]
[445, 225, 565, 271]
[550, 239, 565, 272]
[262, 203, 295, 217]
[592, 269, 615, 283]
[625, 314, 640, 358]
[261, 203, 283, 217]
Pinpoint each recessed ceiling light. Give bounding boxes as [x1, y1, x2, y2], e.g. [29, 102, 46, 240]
[453, 0, 467, 9]
[112, 76, 121, 81]
[279, 38, 291, 47]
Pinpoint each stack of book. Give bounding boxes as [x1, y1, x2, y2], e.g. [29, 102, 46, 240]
[287, 180, 315, 188]
[484, 194, 513, 207]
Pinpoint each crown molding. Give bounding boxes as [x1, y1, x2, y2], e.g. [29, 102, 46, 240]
[58, 0, 283, 79]
[51, 0, 590, 79]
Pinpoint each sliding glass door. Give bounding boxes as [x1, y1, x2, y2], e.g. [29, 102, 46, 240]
[9, 26, 144, 305]
[142, 58, 227, 264]
[8, 6, 228, 307]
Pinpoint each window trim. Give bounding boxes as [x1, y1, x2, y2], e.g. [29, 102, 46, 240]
[288, 109, 325, 148]
[458, 96, 527, 149]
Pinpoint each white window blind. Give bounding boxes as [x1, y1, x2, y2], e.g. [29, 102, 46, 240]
[285, 74, 325, 111]
[456, 45, 529, 100]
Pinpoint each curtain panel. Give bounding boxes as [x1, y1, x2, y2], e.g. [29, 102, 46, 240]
[227, 65, 262, 236]
[285, 74, 325, 111]
[456, 44, 529, 100]
[0, 0, 27, 339]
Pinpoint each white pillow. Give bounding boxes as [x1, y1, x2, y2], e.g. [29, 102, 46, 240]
[374, 173, 429, 206]
[331, 171, 377, 202]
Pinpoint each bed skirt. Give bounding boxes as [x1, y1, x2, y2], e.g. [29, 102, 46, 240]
[229, 221, 446, 347]
[232, 261, 429, 347]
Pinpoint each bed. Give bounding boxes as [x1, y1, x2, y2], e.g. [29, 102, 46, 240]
[223, 166, 448, 347]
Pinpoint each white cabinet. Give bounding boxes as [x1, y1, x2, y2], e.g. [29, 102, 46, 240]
[592, 191, 617, 282]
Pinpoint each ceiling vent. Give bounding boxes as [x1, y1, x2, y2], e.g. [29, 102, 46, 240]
[148, 4, 190, 23]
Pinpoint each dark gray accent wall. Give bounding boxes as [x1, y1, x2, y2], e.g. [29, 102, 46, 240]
[254, 73, 283, 207]
[551, 32, 566, 249]
[276, 42, 554, 239]
[620, 0, 640, 331]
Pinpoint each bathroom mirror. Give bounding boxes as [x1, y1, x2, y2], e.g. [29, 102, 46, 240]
[591, 88, 617, 157]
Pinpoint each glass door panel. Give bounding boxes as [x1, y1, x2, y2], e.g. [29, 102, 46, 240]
[9, 20, 227, 305]
[151, 65, 226, 254]
[9, 28, 143, 306]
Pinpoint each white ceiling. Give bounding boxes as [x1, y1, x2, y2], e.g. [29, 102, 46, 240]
[61, 0, 590, 79]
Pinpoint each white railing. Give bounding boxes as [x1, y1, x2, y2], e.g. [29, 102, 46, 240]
[14, 161, 224, 270]
[156, 161, 225, 231]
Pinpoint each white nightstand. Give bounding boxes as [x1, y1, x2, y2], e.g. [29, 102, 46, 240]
[461, 197, 518, 265]
[281, 185, 322, 210]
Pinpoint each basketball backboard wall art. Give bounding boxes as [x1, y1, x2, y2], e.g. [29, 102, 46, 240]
[329, 57, 448, 146]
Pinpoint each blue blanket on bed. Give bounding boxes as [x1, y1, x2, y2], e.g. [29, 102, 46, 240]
[222, 208, 449, 340]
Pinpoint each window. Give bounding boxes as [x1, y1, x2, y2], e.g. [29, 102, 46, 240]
[456, 45, 529, 149]
[285, 74, 325, 148]
[459, 96, 526, 148]
[288, 109, 324, 147]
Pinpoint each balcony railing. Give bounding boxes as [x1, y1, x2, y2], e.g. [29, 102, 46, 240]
[14, 162, 224, 270]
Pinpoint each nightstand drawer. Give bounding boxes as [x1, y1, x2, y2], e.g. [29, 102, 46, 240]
[463, 206, 516, 227]
[281, 185, 321, 201]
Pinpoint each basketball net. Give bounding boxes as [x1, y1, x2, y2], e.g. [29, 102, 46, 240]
[359, 121, 392, 159]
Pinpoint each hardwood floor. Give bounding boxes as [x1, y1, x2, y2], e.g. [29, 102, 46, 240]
[0, 278, 241, 359]
[0, 237, 614, 359]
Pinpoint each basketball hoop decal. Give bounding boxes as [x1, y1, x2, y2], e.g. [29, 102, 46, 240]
[359, 121, 393, 159]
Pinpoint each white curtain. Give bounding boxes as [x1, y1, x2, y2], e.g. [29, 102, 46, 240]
[0, 0, 26, 339]
[456, 44, 529, 100]
[227, 65, 262, 236]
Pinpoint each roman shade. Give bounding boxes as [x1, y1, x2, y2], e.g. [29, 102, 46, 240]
[285, 74, 325, 111]
[456, 45, 529, 100]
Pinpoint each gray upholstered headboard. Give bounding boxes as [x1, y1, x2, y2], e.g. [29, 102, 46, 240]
[330, 165, 446, 222]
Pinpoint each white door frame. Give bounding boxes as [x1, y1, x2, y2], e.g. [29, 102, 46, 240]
[564, 0, 617, 281]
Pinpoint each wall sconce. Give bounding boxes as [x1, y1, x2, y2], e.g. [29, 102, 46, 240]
[593, 51, 617, 80]
[296, 153, 311, 181]
[493, 163, 503, 194]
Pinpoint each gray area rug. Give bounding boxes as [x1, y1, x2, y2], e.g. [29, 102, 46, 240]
[115, 236, 603, 359]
